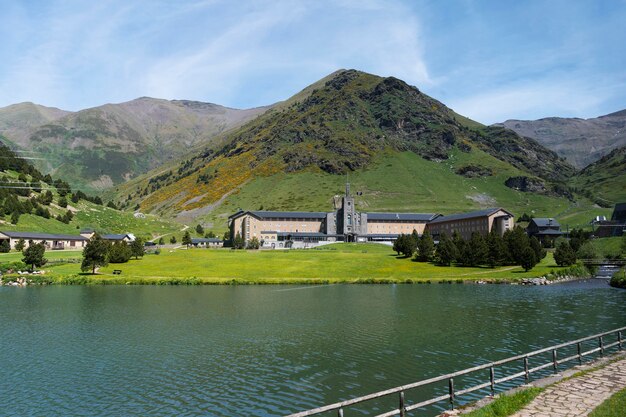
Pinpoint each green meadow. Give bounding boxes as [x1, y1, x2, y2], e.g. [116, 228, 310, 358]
[6, 243, 584, 285]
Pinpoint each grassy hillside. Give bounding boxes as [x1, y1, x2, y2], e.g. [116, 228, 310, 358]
[192, 150, 599, 232]
[571, 146, 626, 206]
[113, 70, 577, 225]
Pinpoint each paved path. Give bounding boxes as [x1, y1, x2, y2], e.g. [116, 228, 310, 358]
[511, 356, 626, 417]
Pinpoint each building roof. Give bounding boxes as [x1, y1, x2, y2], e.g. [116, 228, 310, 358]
[276, 232, 331, 237]
[191, 238, 222, 243]
[366, 213, 439, 222]
[529, 218, 561, 228]
[0, 231, 88, 241]
[102, 234, 131, 240]
[250, 211, 328, 219]
[429, 208, 513, 224]
[366, 233, 401, 238]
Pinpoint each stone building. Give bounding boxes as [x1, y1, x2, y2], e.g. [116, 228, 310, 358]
[425, 208, 514, 240]
[228, 184, 438, 248]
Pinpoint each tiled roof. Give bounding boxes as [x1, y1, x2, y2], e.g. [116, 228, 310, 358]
[367, 213, 438, 221]
[429, 208, 513, 224]
[0, 231, 88, 240]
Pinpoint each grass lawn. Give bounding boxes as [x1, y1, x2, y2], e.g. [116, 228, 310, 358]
[0, 250, 83, 263]
[462, 387, 543, 417]
[589, 387, 626, 417]
[37, 243, 576, 284]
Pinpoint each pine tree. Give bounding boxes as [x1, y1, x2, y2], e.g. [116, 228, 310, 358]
[529, 236, 546, 261]
[554, 241, 577, 266]
[130, 237, 145, 259]
[486, 231, 508, 268]
[435, 232, 457, 266]
[108, 241, 131, 263]
[81, 234, 110, 274]
[169, 236, 177, 244]
[0, 239, 10, 253]
[233, 232, 245, 249]
[417, 230, 435, 262]
[182, 231, 192, 247]
[10, 211, 19, 224]
[195, 224, 204, 235]
[520, 246, 538, 271]
[158, 237, 164, 245]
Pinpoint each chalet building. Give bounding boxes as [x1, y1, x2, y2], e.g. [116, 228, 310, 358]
[191, 238, 223, 248]
[0, 231, 88, 250]
[229, 184, 438, 248]
[593, 203, 626, 237]
[526, 218, 563, 243]
[426, 208, 514, 241]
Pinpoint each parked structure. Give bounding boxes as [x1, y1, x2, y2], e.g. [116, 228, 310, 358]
[526, 218, 563, 243]
[191, 238, 223, 248]
[229, 184, 438, 248]
[0, 231, 88, 250]
[426, 208, 514, 240]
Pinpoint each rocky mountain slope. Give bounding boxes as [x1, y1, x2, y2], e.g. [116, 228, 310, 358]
[495, 110, 626, 169]
[0, 98, 269, 192]
[112, 69, 580, 226]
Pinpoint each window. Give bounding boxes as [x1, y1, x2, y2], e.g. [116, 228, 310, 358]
[347, 214, 352, 226]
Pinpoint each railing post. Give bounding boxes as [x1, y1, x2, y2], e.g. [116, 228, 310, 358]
[577, 342, 582, 364]
[399, 391, 406, 417]
[338, 408, 344, 417]
[490, 366, 495, 396]
[619, 331, 623, 350]
[599, 336, 604, 355]
[524, 356, 529, 383]
[552, 349, 558, 373]
[449, 378, 455, 409]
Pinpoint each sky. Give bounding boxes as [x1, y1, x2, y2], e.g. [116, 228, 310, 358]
[1, 0, 625, 124]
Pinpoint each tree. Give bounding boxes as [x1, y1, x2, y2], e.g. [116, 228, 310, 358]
[81, 233, 110, 274]
[520, 246, 538, 271]
[416, 230, 435, 262]
[462, 232, 488, 267]
[58, 196, 68, 208]
[158, 237, 164, 245]
[205, 231, 216, 238]
[529, 236, 546, 262]
[577, 241, 599, 260]
[71, 193, 80, 204]
[41, 190, 53, 205]
[247, 236, 260, 249]
[506, 226, 531, 265]
[435, 232, 457, 266]
[233, 232, 245, 249]
[195, 224, 204, 235]
[169, 236, 177, 244]
[486, 231, 508, 268]
[182, 231, 192, 247]
[22, 242, 47, 271]
[0, 239, 10, 253]
[223, 230, 231, 242]
[621, 234, 626, 256]
[394, 234, 415, 257]
[106, 201, 117, 210]
[108, 241, 131, 263]
[451, 231, 465, 260]
[14, 238, 25, 252]
[130, 237, 145, 259]
[10, 211, 19, 224]
[554, 241, 576, 267]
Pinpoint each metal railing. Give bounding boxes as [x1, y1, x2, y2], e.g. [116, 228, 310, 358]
[286, 326, 626, 417]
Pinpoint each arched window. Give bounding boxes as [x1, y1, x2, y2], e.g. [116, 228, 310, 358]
[347, 214, 352, 226]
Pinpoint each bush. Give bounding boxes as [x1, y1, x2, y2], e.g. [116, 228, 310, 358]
[610, 268, 626, 289]
[108, 241, 131, 263]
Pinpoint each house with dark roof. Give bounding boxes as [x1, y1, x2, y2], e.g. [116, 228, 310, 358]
[191, 238, 223, 248]
[228, 184, 440, 247]
[426, 208, 514, 240]
[0, 231, 88, 251]
[526, 218, 563, 243]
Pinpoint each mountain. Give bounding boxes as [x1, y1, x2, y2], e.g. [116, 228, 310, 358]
[0, 98, 269, 192]
[571, 145, 626, 206]
[495, 110, 626, 169]
[112, 69, 586, 228]
[0, 102, 71, 145]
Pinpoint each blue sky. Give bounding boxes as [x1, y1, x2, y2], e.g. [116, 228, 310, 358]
[1, 0, 624, 124]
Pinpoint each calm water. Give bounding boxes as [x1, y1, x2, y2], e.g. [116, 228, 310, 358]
[1, 280, 625, 416]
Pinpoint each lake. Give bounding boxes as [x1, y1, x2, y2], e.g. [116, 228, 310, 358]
[1, 280, 624, 416]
